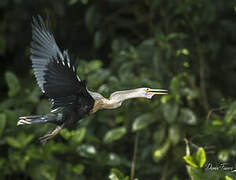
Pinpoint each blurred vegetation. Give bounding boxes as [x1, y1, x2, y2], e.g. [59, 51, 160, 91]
[0, 0, 236, 179]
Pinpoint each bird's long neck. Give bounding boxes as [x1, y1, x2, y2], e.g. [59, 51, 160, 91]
[90, 89, 143, 113]
[109, 89, 143, 104]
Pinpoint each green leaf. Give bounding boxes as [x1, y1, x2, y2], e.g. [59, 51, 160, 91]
[161, 94, 172, 104]
[68, 0, 78, 5]
[27, 146, 44, 159]
[37, 99, 51, 114]
[87, 60, 103, 72]
[0, 113, 6, 137]
[227, 125, 236, 135]
[106, 153, 121, 166]
[225, 101, 236, 123]
[71, 127, 86, 143]
[4, 109, 17, 126]
[109, 168, 126, 180]
[77, 144, 97, 158]
[72, 164, 85, 174]
[153, 126, 165, 144]
[0, 158, 5, 168]
[132, 113, 155, 131]
[212, 119, 223, 126]
[81, 0, 88, 4]
[85, 5, 100, 33]
[218, 150, 229, 162]
[153, 140, 170, 163]
[5, 71, 21, 97]
[94, 31, 106, 49]
[170, 76, 181, 93]
[0, 99, 14, 111]
[27, 86, 41, 103]
[5, 133, 34, 149]
[186, 165, 217, 180]
[179, 108, 197, 125]
[163, 103, 179, 123]
[40, 164, 56, 180]
[103, 127, 127, 144]
[115, 116, 124, 123]
[168, 125, 180, 145]
[60, 129, 72, 140]
[183, 155, 198, 168]
[5, 137, 22, 149]
[225, 176, 234, 180]
[195, 147, 206, 168]
[176, 48, 189, 56]
[21, 134, 34, 147]
[50, 142, 68, 153]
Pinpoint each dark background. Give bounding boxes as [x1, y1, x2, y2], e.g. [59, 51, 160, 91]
[0, 0, 236, 179]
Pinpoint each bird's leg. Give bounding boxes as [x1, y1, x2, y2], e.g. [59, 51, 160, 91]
[39, 125, 62, 144]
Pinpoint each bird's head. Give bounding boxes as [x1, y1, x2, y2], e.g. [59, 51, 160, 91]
[139, 88, 168, 99]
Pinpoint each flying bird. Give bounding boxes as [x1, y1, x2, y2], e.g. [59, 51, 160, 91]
[17, 16, 168, 143]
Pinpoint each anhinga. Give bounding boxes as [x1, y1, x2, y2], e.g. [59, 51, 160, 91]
[17, 16, 168, 143]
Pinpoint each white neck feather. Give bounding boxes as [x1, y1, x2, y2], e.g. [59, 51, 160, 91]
[108, 89, 144, 104]
[89, 88, 145, 113]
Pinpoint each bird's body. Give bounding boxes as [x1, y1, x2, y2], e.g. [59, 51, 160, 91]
[18, 16, 167, 143]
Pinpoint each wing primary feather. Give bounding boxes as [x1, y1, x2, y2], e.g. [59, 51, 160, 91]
[32, 21, 51, 44]
[37, 15, 53, 42]
[30, 15, 85, 110]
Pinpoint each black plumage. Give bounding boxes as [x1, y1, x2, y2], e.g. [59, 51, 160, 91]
[19, 15, 95, 143]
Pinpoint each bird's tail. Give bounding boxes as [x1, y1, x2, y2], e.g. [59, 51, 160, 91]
[17, 114, 60, 126]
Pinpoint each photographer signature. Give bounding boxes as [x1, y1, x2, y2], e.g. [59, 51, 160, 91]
[204, 162, 236, 173]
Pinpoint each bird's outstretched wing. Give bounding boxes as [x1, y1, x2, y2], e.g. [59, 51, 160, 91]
[31, 15, 84, 111]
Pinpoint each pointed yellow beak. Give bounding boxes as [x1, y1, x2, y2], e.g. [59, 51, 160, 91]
[146, 88, 168, 95]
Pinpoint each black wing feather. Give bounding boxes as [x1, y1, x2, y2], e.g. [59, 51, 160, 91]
[30, 15, 86, 111]
[31, 15, 65, 91]
[43, 55, 81, 98]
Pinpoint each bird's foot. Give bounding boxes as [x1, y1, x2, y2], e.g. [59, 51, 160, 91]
[39, 133, 54, 144]
[39, 126, 62, 144]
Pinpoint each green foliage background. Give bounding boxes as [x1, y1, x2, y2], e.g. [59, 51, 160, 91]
[0, 0, 236, 179]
